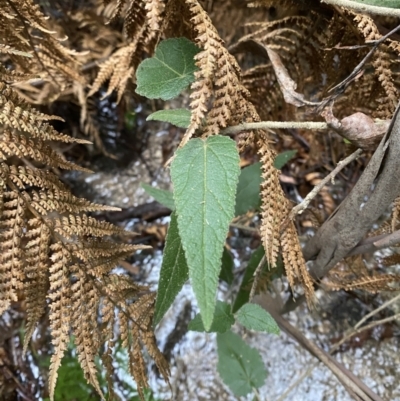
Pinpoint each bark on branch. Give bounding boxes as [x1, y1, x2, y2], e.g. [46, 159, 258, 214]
[304, 101, 400, 279]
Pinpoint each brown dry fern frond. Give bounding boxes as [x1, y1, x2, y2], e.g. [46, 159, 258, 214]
[382, 253, 400, 267]
[89, 0, 165, 101]
[325, 273, 399, 292]
[0, 69, 168, 401]
[235, 2, 400, 121]
[234, 14, 324, 120]
[391, 196, 400, 232]
[257, 131, 314, 304]
[181, 0, 260, 146]
[0, 0, 84, 100]
[325, 255, 399, 293]
[180, 0, 220, 145]
[181, 0, 315, 303]
[256, 132, 283, 267]
[163, 0, 193, 39]
[353, 13, 398, 117]
[88, 39, 143, 102]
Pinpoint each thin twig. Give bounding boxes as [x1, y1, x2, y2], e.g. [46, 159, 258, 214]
[321, 0, 400, 17]
[220, 120, 384, 148]
[289, 148, 363, 219]
[276, 292, 400, 401]
[219, 116, 380, 139]
[249, 255, 266, 301]
[220, 121, 328, 135]
[256, 294, 383, 401]
[354, 292, 400, 330]
[334, 312, 400, 351]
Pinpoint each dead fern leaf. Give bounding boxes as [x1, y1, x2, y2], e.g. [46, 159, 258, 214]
[382, 253, 400, 267]
[257, 133, 282, 267]
[0, 191, 25, 314]
[353, 13, 398, 117]
[23, 218, 50, 353]
[90, 0, 165, 101]
[391, 197, 400, 232]
[325, 273, 399, 292]
[325, 255, 399, 292]
[182, 0, 315, 304]
[47, 244, 72, 400]
[0, 35, 168, 401]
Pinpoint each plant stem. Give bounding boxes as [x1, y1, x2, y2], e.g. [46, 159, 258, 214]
[289, 148, 363, 219]
[221, 121, 328, 135]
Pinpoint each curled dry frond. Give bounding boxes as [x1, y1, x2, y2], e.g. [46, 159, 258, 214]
[257, 132, 314, 304]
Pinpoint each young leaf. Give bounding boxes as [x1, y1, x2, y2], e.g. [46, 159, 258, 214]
[188, 301, 234, 333]
[219, 248, 234, 285]
[147, 109, 191, 128]
[232, 247, 265, 313]
[170, 136, 240, 330]
[235, 162, 262, 216]
[153, 212, 189, 326]
[273, 149, 297, 169]
[136, 38, 200, 100]
[217, 331, 267, 397]
[141, 183, 175, 211]
[235, 303, 280, 334]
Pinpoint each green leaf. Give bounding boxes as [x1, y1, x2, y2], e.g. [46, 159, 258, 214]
[232, 247, 265, 313]
[170, 136, 240, 330]
[219, 248, 234, 285]
[273, 149, 297, 169]
[125, 111, 136, 131]
[153, 212, 189, 326]
[147, 109, 191, 128]
[217, 331, 267, 396]
[141, 183, 175, 210]
[235, 162, 262, 216]
[136, 38, 200, 100]
[351, 0, 400, 8]
[188, 301, 234, 333]
[235, 303, 280, 334]
[53, 356, 94, 401]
